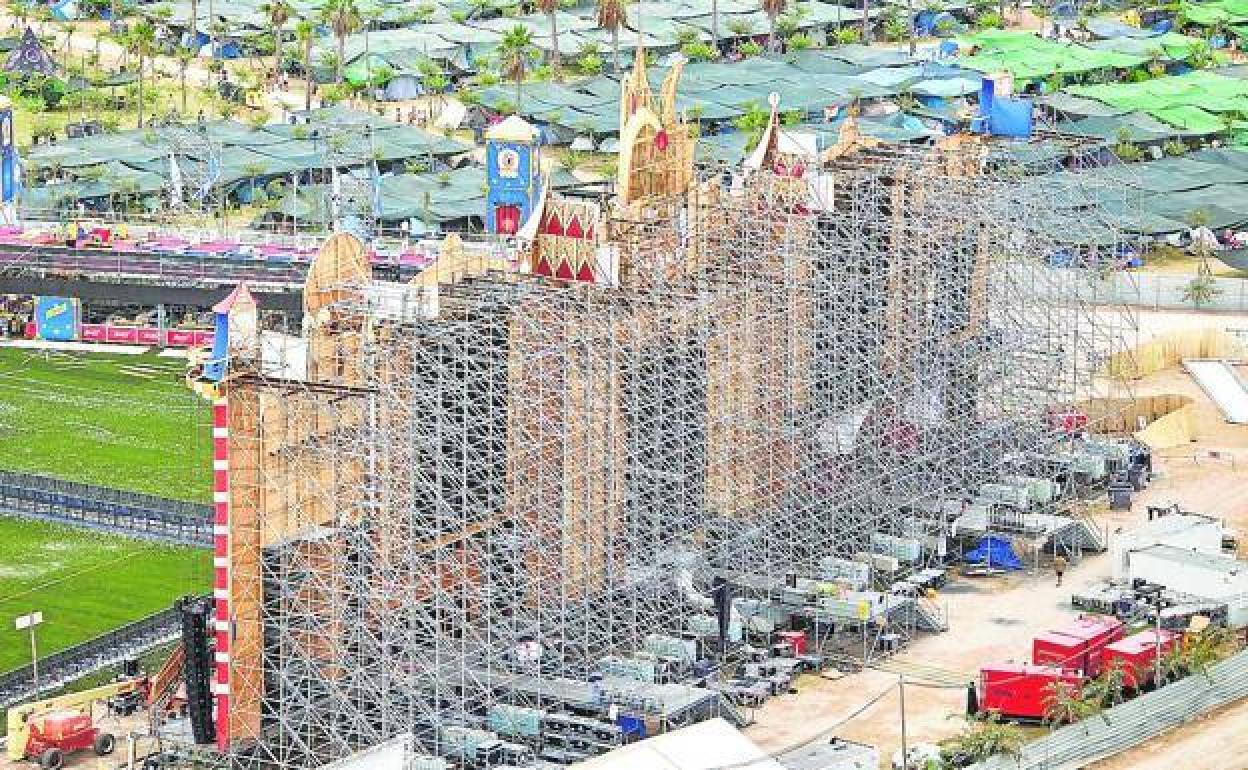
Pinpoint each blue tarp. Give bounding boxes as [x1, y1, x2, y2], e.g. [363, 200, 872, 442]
[990, 96, 1033, 138]
[964, 536, 1024, 570]
[383, 74, 424, 101]
[916, 10, 958, 37]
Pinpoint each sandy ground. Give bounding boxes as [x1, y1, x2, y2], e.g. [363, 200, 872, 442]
[747, 310, 1248, 767]
[1089, 696, 1248, 770]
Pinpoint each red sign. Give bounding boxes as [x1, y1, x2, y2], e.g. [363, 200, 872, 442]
[136, 328, 162, 345]
[106, 326, 139, 344]
[23, 322, 35, 339]
[166, 330, 196, 347]
[81, 324, 105, 342]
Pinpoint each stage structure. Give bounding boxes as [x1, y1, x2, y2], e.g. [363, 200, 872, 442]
[212, 59, 1138, 769]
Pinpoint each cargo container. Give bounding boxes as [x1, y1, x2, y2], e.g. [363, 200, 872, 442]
[979, 664, 1082, 721]
[1033, 615, 1124, 676]
[1103, 629, 1179, 689]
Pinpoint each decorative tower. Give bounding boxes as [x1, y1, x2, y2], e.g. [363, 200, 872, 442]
[484, 115, 542, 235]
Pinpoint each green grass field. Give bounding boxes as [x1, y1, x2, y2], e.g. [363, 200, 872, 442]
[0, 516, 211, 672]
[0, 348, 211, 502]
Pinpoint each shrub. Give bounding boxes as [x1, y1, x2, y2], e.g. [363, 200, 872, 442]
[832, 27, 861, 44]
[682, 41, 717, 61]
[738, 40, 763, 56]
[786, 33, 814, 50]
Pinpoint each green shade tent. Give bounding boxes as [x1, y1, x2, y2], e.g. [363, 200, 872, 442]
[956, 29, 1147, 79]
[1085, 32, 1208, 61]
[1066, 71, 1248, 132]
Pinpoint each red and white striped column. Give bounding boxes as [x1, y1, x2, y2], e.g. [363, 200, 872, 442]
[211, 395, 231, 752]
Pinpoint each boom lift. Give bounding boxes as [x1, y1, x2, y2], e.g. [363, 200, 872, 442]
[7, 677, 148, 769]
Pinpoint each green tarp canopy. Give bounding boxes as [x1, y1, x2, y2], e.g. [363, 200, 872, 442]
[1055, 111, 1194, 141]
[272, 163, 575, 225]
[1065, 71, 1247, 131]
[781, 50, 868, 75]
[956, 29, 1146, 79]
[1191, 146, 1248, 170]
[1066, 70, 1248, 112]
[1181, 0, 1248, 26]
[27, 132, 168, 169]
[1150, 104, 1227, 133]
[1038, 92, 1133, 117]
[1085, 32, 1208, 61]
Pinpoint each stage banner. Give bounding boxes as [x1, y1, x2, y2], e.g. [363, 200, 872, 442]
[34, 296, 79, 341]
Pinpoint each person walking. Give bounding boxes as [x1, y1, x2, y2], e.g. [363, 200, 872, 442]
[1054, 554, 1068, 587]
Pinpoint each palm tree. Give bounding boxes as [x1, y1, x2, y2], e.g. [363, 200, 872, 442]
[498, 24, 536, 112]
[761, 0, 787, 52]
[189, 0, 200, 45]
[295, 18, 317, 110]
[261, 0, 293, 81]
[596, 0, 625, 73]
[536, 0, 561, 80]
[176, 47, 194, 113]
[92, 27, 107, 59]
[322, 0, 362, 84]
[128, 20, 156, 128]
[711, 0, 720, 53]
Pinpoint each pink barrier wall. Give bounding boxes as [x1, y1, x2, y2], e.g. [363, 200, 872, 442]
[106, 326, 139, 344]
[30, 323, 211, 348]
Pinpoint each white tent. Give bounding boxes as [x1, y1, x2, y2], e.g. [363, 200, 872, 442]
[571, 718, 784, 770]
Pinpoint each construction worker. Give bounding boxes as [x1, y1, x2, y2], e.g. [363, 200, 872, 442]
[1054, 554, 1068, 587]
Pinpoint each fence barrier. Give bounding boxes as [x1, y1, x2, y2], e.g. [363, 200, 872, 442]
[0, 601, 197, 709]
[0, 470, 211, 546]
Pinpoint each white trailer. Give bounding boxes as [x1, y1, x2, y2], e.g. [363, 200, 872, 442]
[1111, 513, 1224, 582]
[1126, 545, 1248, 627]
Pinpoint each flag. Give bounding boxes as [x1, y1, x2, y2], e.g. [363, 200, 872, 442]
[169, 153, 183, 206]
[370, 160, 382, 220]
[330, 167, 342, 228]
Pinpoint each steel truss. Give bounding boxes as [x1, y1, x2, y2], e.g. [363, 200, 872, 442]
[222, 139, 1138, 768]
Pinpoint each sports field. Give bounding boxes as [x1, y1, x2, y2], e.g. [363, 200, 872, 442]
[0, 515, 211, 672]
[0, 348, 210, 502]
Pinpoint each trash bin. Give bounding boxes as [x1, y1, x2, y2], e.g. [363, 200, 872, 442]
[1108, 482, 1133, 511]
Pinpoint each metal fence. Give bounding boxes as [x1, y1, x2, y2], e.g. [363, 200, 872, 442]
[0, 602, 190, 708]
[969, 647, 1248, 770]
[0, 470, 212, 546]
[1083, 272, 1248, 313]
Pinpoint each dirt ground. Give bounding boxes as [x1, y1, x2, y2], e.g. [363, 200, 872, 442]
[1, 708, 164, 770]
[747, 308, 1248, 766]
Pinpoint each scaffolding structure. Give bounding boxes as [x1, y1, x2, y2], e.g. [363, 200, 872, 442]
[158, 121, 223, 225]
[218, 132, 1137, 768]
